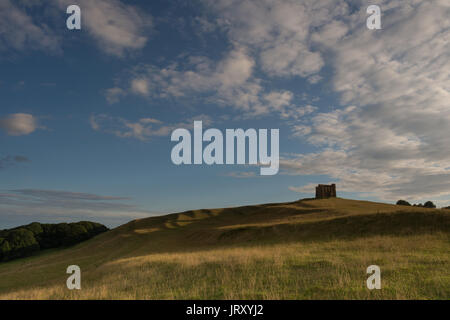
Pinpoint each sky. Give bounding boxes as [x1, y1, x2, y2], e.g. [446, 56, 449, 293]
[1, 0, 449, 229]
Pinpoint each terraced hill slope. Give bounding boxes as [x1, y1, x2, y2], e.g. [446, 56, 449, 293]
[0, 198, 449, 299]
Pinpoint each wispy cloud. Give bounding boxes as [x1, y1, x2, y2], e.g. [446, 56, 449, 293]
[226, 171, 257, 179]
[0, 0, 60, 53]
[11, 189, 130, 201]
[90, 114, 213, 141]
[0, 155, 30, 170]
[0, 0, 153, 57]
[0, 189, 155, 228]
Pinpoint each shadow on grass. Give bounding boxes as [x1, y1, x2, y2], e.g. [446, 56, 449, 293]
[216, 210, 450, 243]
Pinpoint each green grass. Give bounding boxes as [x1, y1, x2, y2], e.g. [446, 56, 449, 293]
[0, 198, 449, 299]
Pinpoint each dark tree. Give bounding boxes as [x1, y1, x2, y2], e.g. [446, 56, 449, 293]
[0, 221, 109, 262]
[396, 200, 411, 206]
[423, 201, 436, 208]
[2, 228, 40, 261]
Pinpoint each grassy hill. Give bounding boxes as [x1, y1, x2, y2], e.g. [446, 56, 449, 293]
[0, 198, 449, 299]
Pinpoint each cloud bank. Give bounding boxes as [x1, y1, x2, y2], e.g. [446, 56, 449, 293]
[108, 0, 449, 202]
[0, 189, 154, 228]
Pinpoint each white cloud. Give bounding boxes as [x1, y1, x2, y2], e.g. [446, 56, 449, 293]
[105, 87, 126, 104]
[106, 48, 313, 118]
[311, 20, 348, 47]
[90, 114, 212, 141]
[130, 78, 150, 96]
[0, 1, 152, 56]
[0, 113, 41, 136]
[263, 91, 293, 111]
[284, 0, 450, 200]
[217, 48, 255, 87]
[260, 42, 324, 77]
[197, 0, 450, 201]
[99, 0, 450, 201]
[56, 0, 152, 57]
[204, 0, 349, 78]
[307, 75, 323, 84]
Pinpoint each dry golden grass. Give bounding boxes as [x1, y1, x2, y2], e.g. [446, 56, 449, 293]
[0, 198, 449, 299]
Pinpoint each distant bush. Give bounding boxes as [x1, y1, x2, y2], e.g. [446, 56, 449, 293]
[423, 201, 436, 209]
[397, 199, 438, 208]
[396, 200, 411, 206]
[412, 201, 436, 208]
[0, 221, 108, 262]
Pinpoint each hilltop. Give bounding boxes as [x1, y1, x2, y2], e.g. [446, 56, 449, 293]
[0, 198, 449, 299]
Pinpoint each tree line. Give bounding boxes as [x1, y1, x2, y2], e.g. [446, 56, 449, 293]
[396, 200, 437, 208]
[0, 221, 108, 262]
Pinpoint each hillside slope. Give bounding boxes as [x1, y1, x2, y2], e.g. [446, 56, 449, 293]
[0, 198, 449, 299]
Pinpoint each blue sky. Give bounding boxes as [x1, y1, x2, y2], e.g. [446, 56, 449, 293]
[1, 0, 449, 228]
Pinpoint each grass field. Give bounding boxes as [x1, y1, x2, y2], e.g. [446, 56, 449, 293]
[0, 198, 449, 299]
